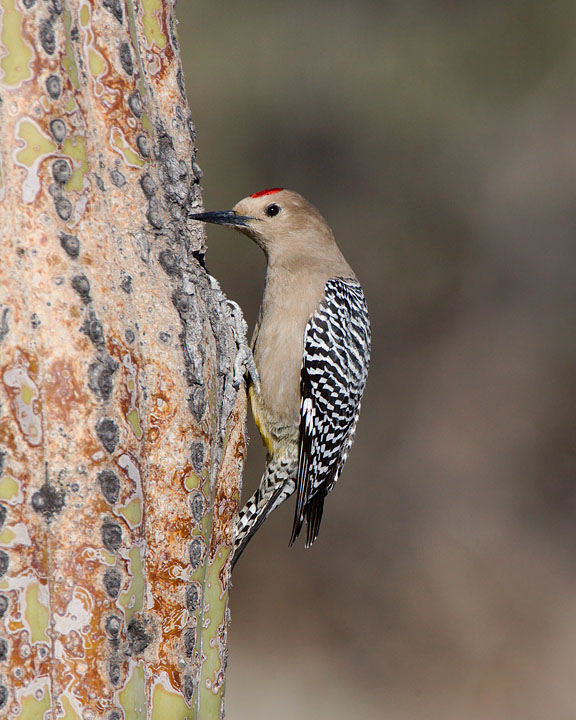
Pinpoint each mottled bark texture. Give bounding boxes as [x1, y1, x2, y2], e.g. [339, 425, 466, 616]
[0, 2, 246, 719]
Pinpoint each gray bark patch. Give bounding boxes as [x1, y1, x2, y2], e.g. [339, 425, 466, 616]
[31, 483, 65, 518]
[105, 614, 122, 639]
[119, 43, 133, 75]
[185, 584, 200, 612]
[127, 617, 152, 654]
[52, 158, 71, 184]
[103, 0, 123, 22]
[183, 628, 195, 657]
[103, 568, 122, 598]
[59, 233, 80, 257]
[190, 492, 204, 522]
[0, 550, 8, 578]
[96, 418, 120, 453]
[46, 74, 61, 98]
[190, 441, 205, 474]
[189, 538, 204, 569]
[88, 355, 119, 401]
[49, 118, 67, 143]
[109, 661, 121, 686]
[0, 306, 10, 344]
[98, 470, 120, 504]
[101, 522, 122, 553]
[81, 310, 105, 347]
[71, 274, 91, 302]
[183, 675, 194, 702]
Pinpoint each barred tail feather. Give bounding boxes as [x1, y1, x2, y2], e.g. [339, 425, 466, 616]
[232, 483, 284, 569]
[231, 453, 297, 569]
[304, 490, 326, 548]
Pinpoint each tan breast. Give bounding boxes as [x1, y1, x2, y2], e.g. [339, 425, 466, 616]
[251, 275, 318, 439]
[249, 255, 354, 449]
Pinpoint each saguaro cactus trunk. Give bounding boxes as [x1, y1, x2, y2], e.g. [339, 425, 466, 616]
[0, 1, 245, 718]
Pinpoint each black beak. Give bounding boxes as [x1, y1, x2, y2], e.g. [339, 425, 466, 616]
[190, 210, 253, 227]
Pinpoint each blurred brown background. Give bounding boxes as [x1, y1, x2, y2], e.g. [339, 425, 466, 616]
[179, 2, 576, 718]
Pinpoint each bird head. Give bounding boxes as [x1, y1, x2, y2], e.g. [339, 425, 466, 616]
[190, 188, 335, 258]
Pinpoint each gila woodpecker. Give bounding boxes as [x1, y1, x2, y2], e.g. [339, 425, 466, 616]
[191, 189, 371, 567]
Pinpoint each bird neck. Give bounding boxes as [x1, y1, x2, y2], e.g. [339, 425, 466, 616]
[264, 240, 355, 281]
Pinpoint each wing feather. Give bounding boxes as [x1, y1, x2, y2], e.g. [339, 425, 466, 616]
[290, 278, 371, 545]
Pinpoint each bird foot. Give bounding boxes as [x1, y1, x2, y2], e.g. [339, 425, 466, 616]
[226, 299, 260, 393]
[207, 274, 260, 393]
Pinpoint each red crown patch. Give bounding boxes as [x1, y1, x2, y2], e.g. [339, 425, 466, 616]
[250, 188, 284, 198]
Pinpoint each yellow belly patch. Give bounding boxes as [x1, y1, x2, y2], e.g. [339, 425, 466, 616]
[248, 384, 274, 454]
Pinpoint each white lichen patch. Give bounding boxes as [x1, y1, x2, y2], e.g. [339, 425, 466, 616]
[118, 545, 145, 623]
[121, 350, 144, 440]
[2, 350, 42, 445]
[117, 453, 144, 527]
[109, 127, 145, 168]
[52, 585, 93, 634]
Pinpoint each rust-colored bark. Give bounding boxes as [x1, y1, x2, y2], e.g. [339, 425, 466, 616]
[0, 1, 245, 718]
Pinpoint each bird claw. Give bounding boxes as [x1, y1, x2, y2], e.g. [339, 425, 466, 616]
[233, 344, 260, 392]
[226, 299, 260, 393]
[206, 274, 259, 394]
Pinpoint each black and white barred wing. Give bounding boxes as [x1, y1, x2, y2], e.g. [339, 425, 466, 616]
[290, 277, 371, 547]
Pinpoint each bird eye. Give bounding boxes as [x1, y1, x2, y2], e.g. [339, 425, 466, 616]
[265, 203, 281, 217]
